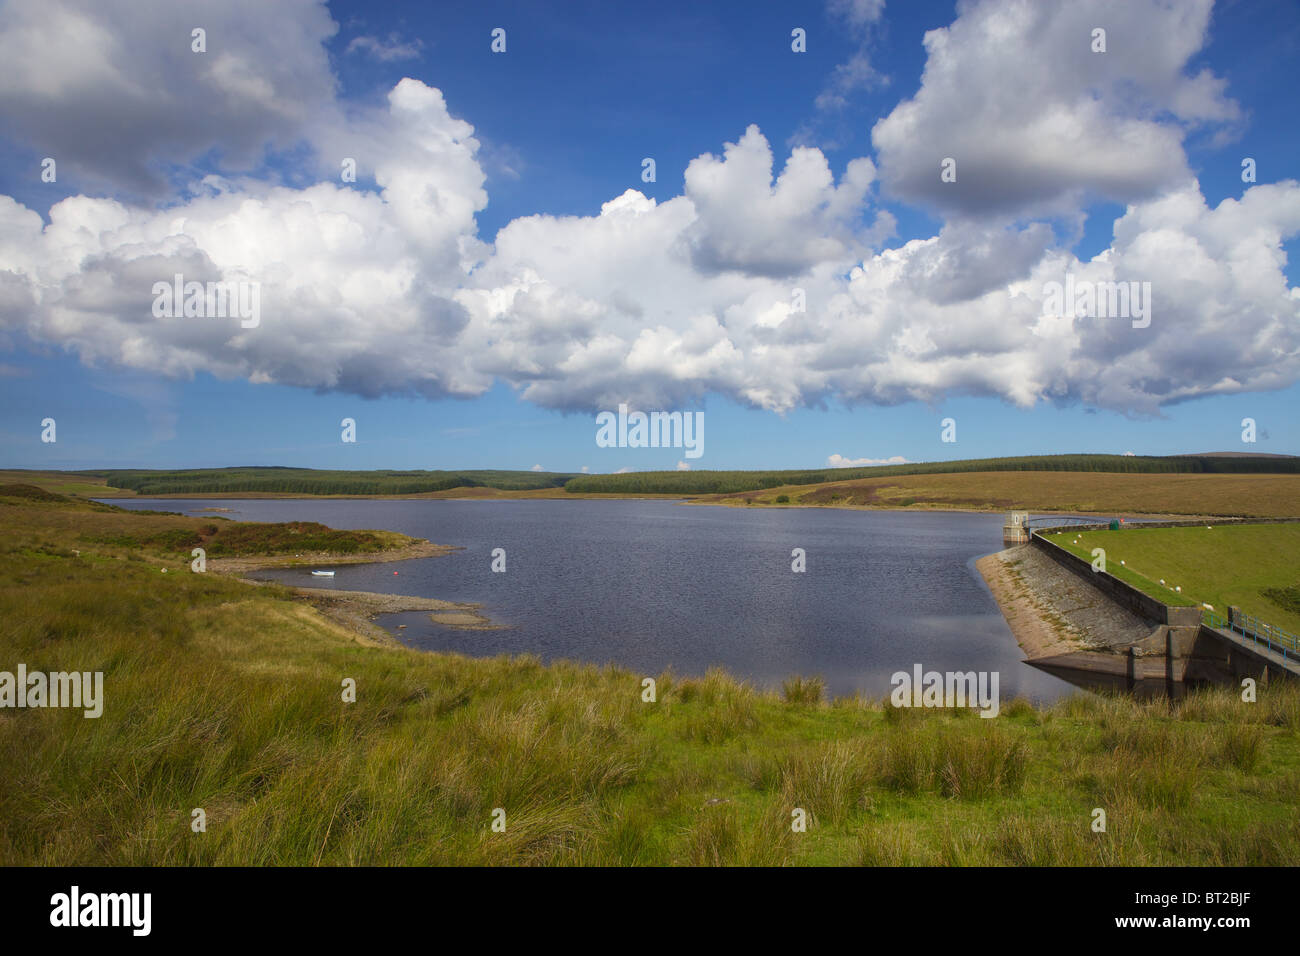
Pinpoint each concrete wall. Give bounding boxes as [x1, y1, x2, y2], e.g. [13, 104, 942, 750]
[1200, 624, 1300, 683]
[1022, 521, 1300, 686]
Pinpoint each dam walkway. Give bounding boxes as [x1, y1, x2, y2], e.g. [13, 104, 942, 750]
[1202, 612, 1300, 680]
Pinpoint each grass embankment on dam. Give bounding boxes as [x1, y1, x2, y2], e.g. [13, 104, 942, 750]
[1045, 524, 1300, 635]
[2, 488, 1300, 865]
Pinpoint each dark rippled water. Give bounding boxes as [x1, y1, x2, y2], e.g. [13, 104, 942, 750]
[107, 498, 1073, 702]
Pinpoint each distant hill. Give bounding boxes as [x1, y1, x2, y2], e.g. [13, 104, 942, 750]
[85, 467, 579, 497]
[1188, 452, 1297, 459]
[23, 454, 1292, 498]
[562, 454, 1300, 495]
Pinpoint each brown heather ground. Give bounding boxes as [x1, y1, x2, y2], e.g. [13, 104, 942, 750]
[699, 471, 1300, 518]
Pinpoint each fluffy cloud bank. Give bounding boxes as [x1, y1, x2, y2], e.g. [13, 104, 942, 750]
[872, 0, 1242, 219]
[828, 454, 908, 467]
[0, 0, 340, 196]
[0, 0, 1296, 419]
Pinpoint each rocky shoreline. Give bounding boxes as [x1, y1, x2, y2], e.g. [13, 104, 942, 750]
[288, 586, 503, 645]
[214, 540, 503, 640]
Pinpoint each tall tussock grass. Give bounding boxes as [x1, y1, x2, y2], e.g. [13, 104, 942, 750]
[682, 800, 795, 866]
[669, 669, 759, 743]
[781, 675, 825, 706]
[778, 741, 874, 825]
[1219, 724, 1265, 773]
[856, 822, 926, 866]
[876, 725, 1028, 799]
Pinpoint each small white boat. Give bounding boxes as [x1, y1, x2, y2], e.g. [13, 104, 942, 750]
[311, 570, 335, 577]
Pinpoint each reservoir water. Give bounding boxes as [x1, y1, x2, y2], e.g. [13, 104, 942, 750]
[107, 498, 1074, 702]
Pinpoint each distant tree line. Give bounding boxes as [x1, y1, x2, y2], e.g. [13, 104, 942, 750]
[90, 468, 577, 496]
[80, 455, 1297, 498]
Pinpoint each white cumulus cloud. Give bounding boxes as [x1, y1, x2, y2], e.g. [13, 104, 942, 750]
[871, 0, 1242, 219]
[827, 454, 909, 468]
[0, 0, 1295, 427]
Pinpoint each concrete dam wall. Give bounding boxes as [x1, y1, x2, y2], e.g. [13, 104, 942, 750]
[984, 522, 1299, 691]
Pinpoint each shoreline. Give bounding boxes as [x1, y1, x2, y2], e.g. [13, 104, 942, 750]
[91, 491, 689, 501]
[285, 586, 503, 643]
[213, 540, 504, 638]
[97, 492, 1227, 521]
[975, 549, 1083, 660]
[207, 538, 458, 573]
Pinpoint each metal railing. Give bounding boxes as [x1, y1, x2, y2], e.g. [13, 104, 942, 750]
[1203, 611, 1300, 663]
[1024, 516, 1106, 529]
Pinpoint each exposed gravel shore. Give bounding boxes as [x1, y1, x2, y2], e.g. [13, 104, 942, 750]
[288, 586, 503, 644]
[212, 540, 502, 640]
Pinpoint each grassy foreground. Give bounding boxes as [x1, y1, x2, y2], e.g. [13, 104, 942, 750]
[3, 493, 1300, 865]
[1047, 524, 1300, 634]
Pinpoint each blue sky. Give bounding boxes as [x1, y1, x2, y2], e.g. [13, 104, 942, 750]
[1, 0, 1297, 471]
